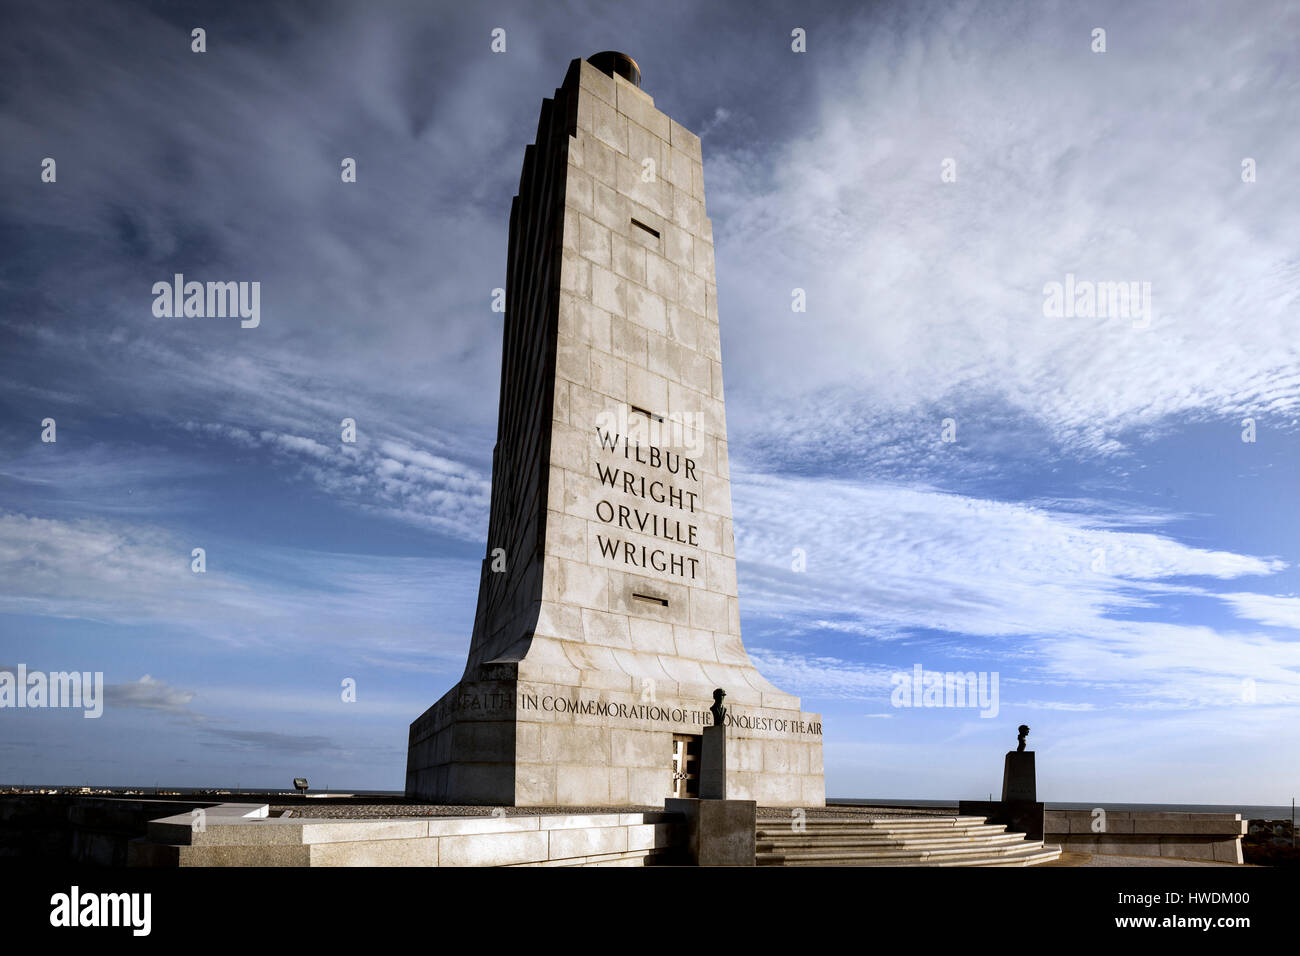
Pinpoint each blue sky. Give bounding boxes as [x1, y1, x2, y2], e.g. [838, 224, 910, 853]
[2, 0, 1298, 804]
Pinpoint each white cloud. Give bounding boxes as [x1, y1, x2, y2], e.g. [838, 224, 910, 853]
[734, 471, 1300, 707]
[710, 2, 1300, 461]
[1220, 592, 1300, 629]
[0, 511, 477, 665]
[105, 675, 196, 714]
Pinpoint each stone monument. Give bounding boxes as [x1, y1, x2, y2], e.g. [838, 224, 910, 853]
[405, 53, 825, 808]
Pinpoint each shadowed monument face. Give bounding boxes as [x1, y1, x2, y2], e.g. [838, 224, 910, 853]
[405, 54, 825, 808]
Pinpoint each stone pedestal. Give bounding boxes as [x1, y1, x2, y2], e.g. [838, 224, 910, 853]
[1002, 751, 1036, 802]
[959, 799, 1045, 842]
[699, 725, 726, 799]
[959, 750, 1043, 841]
[666, 797, 755, 866]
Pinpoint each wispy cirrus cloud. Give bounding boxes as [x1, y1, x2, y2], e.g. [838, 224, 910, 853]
[734, 470, 1300, 708]
[0, 511, 477, 663]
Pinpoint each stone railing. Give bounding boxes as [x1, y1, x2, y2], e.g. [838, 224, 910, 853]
[1044, 810, 1246, 863]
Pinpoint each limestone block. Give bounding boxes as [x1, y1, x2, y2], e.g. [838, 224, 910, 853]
[625, 121, 665, 176]
[628, 616, 676, 654]
[645, 252, 678, 301]
[608, 767, 630, 804]
[591, 97, 627, 154]
[666, 304, 701, 353]
[625, 365, 669, 414]
[591, 263, 626, 316]
[592, 180, 626, 231]
[533, 602, 583, 642]
[310, 837, 439, 867]
[515, 762, 557, 805]
[590, 349, 627, 398]
[692, 235, 716, 281]
[610, 233, 647, 284]
[178, 844, 311, 867]
[625, 285, 668, 336]
[627, 822, 674, 852]
[581, 607, 632, 647]
[753, 774, 804, 806]
[689, 588, 729, 631]
[657, 655, 711, 686]
[1159, 839, 1216, 861]
[610, 314, 648, 366]
[438, 830, 550, 867]
[1213, 839, 1244, 864]
[560, 248, 590, 297]
[801, 775, 827, 806]
[672, 625, 718, 662]
[628, 767, 670, 803]
[663, 221, 693, 268]
[553, 558, 609, 610]
[665, 146, 693, 191]
[617, 81, 669, 140]
[577, 60, 617, 107]
[565, 165, 593, 216]
[579, 215, 612, 267]
[554, 335, 590, 388]
[556, 764, 613, 804]
[545, 510, 587, 563]
[668, 118, 702, 160]
[562, 209, 579, 252]
[608, 727, 665, 769]
[713, 630, 748, 666]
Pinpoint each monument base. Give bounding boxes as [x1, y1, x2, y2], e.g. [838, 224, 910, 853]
[959, 800, 1045, 842]
[406, 665, 825, 808]
[665, 798, 756, 865]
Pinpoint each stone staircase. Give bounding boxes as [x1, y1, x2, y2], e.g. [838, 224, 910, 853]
[755, 815, 1061, 866]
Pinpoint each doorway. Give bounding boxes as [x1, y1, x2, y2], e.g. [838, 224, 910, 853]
[670, 734, 701, 798]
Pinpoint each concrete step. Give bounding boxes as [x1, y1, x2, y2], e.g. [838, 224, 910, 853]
[757, 824, 1008, 840]
[753, 813, 1060, 867]
[757, 831, 1028, 851]
[758, 836, 1045, 862]
[773, 816, 990, 829]
[760, 844, 1063, 867]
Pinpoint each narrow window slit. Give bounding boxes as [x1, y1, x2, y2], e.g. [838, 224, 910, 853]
[629, 404, 664, 423]
[632, 593, 669, 607]
[630, 218, 660, 239]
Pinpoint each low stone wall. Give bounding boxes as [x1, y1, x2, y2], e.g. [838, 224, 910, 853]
[0, 795, 227, 865]
[129, 805, 682, 867]
[1044, 810, 1245, 863]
